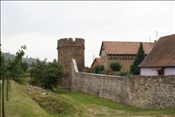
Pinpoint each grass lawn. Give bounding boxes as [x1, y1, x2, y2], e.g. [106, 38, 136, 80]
[4, 78, 175, 117]
[0, 81, 1, 115]
[4, 80, 50, 117]
[54, 89, 175, 117]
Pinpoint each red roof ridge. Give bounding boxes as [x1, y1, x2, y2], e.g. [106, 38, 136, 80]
[99, 41, 154, 55]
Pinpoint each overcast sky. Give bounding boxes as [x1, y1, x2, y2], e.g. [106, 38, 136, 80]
[1, 1, 175, 67]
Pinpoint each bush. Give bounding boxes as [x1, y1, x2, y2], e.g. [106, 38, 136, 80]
[110, 62, 122, 71]
[104, 69, 113, 75]
[94, 65, 104, 74]
[83, 67, 94, 73]
[29, 59, 67, 91]
[119, 71, 128, 76]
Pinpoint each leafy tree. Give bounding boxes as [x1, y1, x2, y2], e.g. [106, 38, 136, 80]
[30, 59, 65, 91]
[130, 42, 145, 75]
[110, 62, 122, 71]
[21, 61, 29, 72]
[30, 58, 47, 86]
[0, 56, 6, 79]
[7, 45, 27, 79]
[44, 59, 64, 90]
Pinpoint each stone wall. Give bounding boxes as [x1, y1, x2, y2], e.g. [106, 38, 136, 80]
[57, 38, 85, 89]
[57, 38, 85, 72]
[71, 59, 175, 109]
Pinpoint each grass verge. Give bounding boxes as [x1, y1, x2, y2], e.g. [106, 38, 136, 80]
[5, 80, 50, 117]
[54, 88, 175, 117]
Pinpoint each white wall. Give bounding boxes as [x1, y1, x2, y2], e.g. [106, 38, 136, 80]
[140, 68, 158, 76]
[165, 68, 175, 76]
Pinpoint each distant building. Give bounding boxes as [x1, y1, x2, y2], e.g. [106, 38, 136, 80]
[139, 34, 175, 76]
[99, 41, 154, 71]
[91, 58, 101, 68]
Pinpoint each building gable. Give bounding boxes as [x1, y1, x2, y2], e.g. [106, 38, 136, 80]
[91, 58, 101, 68]
[139, 34, 175, 68]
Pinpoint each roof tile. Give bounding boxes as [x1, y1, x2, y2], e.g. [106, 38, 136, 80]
[100, 41, 154, 55]
[139, 34, 175, 67]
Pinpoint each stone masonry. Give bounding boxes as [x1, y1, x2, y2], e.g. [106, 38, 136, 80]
[71, 59, 175, 109]
[57, 38, 85, 89]
[57, 38, 85, 72]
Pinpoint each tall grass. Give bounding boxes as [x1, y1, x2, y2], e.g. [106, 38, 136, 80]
[5, 80, 50, 117]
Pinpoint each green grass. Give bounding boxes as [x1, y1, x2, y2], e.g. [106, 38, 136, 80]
[54, 88, 175, 117]
[4, 78, 175, 117]
[27, 87, 76, 116]
[3, 86, 75, 116]
[5, 80, 50, 117]
[0, 82, 1, 114]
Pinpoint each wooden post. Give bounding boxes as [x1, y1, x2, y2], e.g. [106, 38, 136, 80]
[6, 75, 9, 101]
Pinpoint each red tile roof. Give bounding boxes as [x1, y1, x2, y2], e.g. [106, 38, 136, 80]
[139, 34, 175, 67]
[96, 58, 101, 64]
[91, 58, 101, 67]
[99, 41, 154, 55]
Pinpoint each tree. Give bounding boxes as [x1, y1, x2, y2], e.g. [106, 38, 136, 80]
[30, 59, 65, 91]
[30, 58, 47, 86]
[21, 60, 29, 73]
[7, 45, 27, 79]
[110, 62, 122, 71]
[0, 56, 6, 79]
[130, 42, 145, 75]
[43, 59, 65, 90]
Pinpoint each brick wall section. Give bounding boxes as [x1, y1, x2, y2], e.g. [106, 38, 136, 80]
[71, 59, 175, 109]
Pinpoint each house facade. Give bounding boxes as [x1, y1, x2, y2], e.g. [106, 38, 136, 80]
[139, 34, 175, 76]
[99, 41, 154, 72]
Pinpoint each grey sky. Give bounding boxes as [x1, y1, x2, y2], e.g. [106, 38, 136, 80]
[1, 1, 175, 67]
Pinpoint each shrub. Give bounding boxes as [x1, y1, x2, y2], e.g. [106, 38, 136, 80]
[104, 68, 113, 75]
[29, 59, 66, 91]
[110, 62, 122, 71]
[83, 67, 94, 73]
[94, 65, 104, 74]
[119, 71, 128, 76]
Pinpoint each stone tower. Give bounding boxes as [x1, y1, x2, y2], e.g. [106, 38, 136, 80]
[57, 38, 85, 73]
